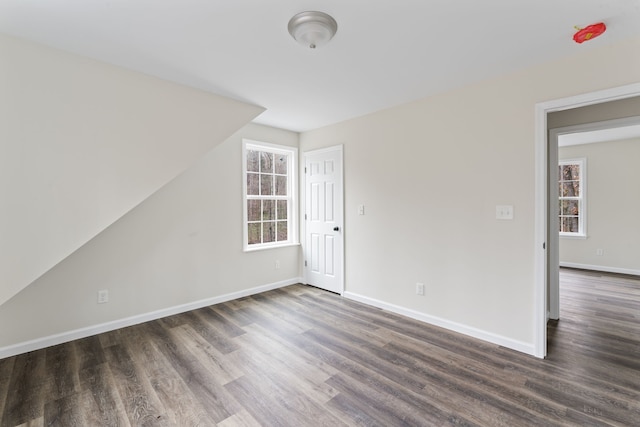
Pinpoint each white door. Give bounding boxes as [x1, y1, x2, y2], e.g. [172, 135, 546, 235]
[304, 146, 344, 294]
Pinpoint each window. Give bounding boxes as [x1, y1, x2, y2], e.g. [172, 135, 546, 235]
[558, 158, 586, 237]
[243, 140, 297, 250]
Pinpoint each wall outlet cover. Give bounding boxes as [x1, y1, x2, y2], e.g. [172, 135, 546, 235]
[496, 205, 514, 220]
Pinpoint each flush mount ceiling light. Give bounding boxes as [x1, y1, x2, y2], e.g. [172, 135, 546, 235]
[288, 11, 338, 49]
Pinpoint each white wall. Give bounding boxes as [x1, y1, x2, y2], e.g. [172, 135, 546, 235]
[0, 33, 263, 306]
[0, 123, 301, 354]
[559, 138, 640, 274]
[3, 32, 640, 358]
[300, 36, 640, 354]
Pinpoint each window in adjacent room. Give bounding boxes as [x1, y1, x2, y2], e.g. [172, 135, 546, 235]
[558, 158, 586, 237]
[243, 140, 297, 250]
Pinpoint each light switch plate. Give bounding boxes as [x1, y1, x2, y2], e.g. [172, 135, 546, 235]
[496, 205, 514, 220]
[97, 289, 109, 304]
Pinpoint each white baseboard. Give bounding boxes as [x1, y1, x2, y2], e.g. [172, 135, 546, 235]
[560, 262, 640, 276]
[0, 277, 302, 359]
[343, 291, 536, 357]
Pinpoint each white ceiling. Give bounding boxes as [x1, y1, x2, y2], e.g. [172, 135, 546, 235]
[2, 0, 640, 132]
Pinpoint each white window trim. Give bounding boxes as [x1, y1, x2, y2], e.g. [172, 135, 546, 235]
[559, 158, 587, 239]
[242, 139, 298, 251]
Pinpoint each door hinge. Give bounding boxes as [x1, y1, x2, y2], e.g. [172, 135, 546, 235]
[305, 167, 307, 173]
[543, 242, 546, 249]
[304, 214, 307, 220]
[304, 260, 307, 267]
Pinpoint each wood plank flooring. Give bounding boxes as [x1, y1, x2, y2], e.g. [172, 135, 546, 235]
[1, 268, 639, 426]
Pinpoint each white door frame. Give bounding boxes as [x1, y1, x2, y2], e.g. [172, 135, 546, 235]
[534, 82, 640, 358]
[302, 145, 345, 294]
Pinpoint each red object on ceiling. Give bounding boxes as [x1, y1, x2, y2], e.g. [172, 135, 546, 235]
[573, 22, 606, 43]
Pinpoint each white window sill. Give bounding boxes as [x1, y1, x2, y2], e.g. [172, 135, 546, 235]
[243, 242, 300, 252]
[559, 233, 587, 240]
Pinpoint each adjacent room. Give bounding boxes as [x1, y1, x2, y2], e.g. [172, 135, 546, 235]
[1, 1, 639, 425]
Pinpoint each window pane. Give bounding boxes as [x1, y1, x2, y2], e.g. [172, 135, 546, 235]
[571, 182, 580, 197]
[561, 164, 579, 181]
[261, 174, 273, 195]
[560, 200, 579, 216]
[248, 223, 261, 244]
[247, 150, 259, 172]
[260, 152, 273, 173]
[275, 175, 287, 196]
[569, 165, 580, 180]
[561, 217, 579, 233]
[262, 200, 275, 221]
[247, 200, 261, 221]
[277, 200, 287, 220]
[561, 181, 579, 197]
[263, 222, 276, 243]
[277, 221, 288, 241]
[247, 173, 259, 195]
[275, 154, 288, 174]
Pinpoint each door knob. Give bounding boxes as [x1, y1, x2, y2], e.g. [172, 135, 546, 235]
[333, 226, 340, 231]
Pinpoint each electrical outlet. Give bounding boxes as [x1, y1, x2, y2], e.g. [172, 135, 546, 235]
[496, 205, 514, 220]
[416, 283, 425, 296]
[97, 289, 109, 304]
[275, 260, 281, 269]
[596, 249, 604, 256]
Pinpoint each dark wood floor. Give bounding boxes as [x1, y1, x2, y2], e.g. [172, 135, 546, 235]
[1, 268, 639, 426]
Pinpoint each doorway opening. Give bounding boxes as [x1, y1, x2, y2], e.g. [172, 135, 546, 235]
[534, 82, 640, 358]
[548, 116, 640, 321]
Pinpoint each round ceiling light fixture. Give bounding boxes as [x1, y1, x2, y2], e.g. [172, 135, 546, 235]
[288, 11, 338, 49]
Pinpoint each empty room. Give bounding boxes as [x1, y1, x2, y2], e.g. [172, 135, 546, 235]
[1, 1, 639, 425]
